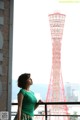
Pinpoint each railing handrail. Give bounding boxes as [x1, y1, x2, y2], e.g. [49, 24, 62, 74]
[11, 102, 80, 105]
[11, 102, 80, 120]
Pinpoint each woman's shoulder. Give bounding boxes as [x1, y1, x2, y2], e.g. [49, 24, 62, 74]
[18, 88, 26, 95]
[18, 89, 35, 95]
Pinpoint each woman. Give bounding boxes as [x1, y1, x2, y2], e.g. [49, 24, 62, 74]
[14, 73, 42, 120]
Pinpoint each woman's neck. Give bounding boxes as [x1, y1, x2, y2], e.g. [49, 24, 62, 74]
[25, 86, 30, 91]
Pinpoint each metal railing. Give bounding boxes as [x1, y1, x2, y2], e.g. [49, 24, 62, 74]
[11, 102, 80, 120]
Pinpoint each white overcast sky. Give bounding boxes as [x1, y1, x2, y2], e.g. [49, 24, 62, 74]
[12, 0, 80, 84]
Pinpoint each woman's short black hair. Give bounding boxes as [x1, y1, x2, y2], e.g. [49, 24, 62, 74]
[18, 73, 30, 89]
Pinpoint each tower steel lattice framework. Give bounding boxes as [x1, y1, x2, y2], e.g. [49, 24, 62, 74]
[34, 12, 70, 120]
[45, 12, 69, 120]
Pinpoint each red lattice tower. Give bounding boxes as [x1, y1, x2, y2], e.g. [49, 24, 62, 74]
[34, 12, 70, 120]
[45, 13, 69, 120]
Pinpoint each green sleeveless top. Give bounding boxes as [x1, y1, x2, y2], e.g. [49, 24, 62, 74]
[19, 89, 37, 116]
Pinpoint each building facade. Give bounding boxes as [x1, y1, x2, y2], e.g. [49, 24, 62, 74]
[0, 0, 13, 119]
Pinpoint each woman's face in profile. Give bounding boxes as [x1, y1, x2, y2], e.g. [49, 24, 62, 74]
[27, 78, 33, 85]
